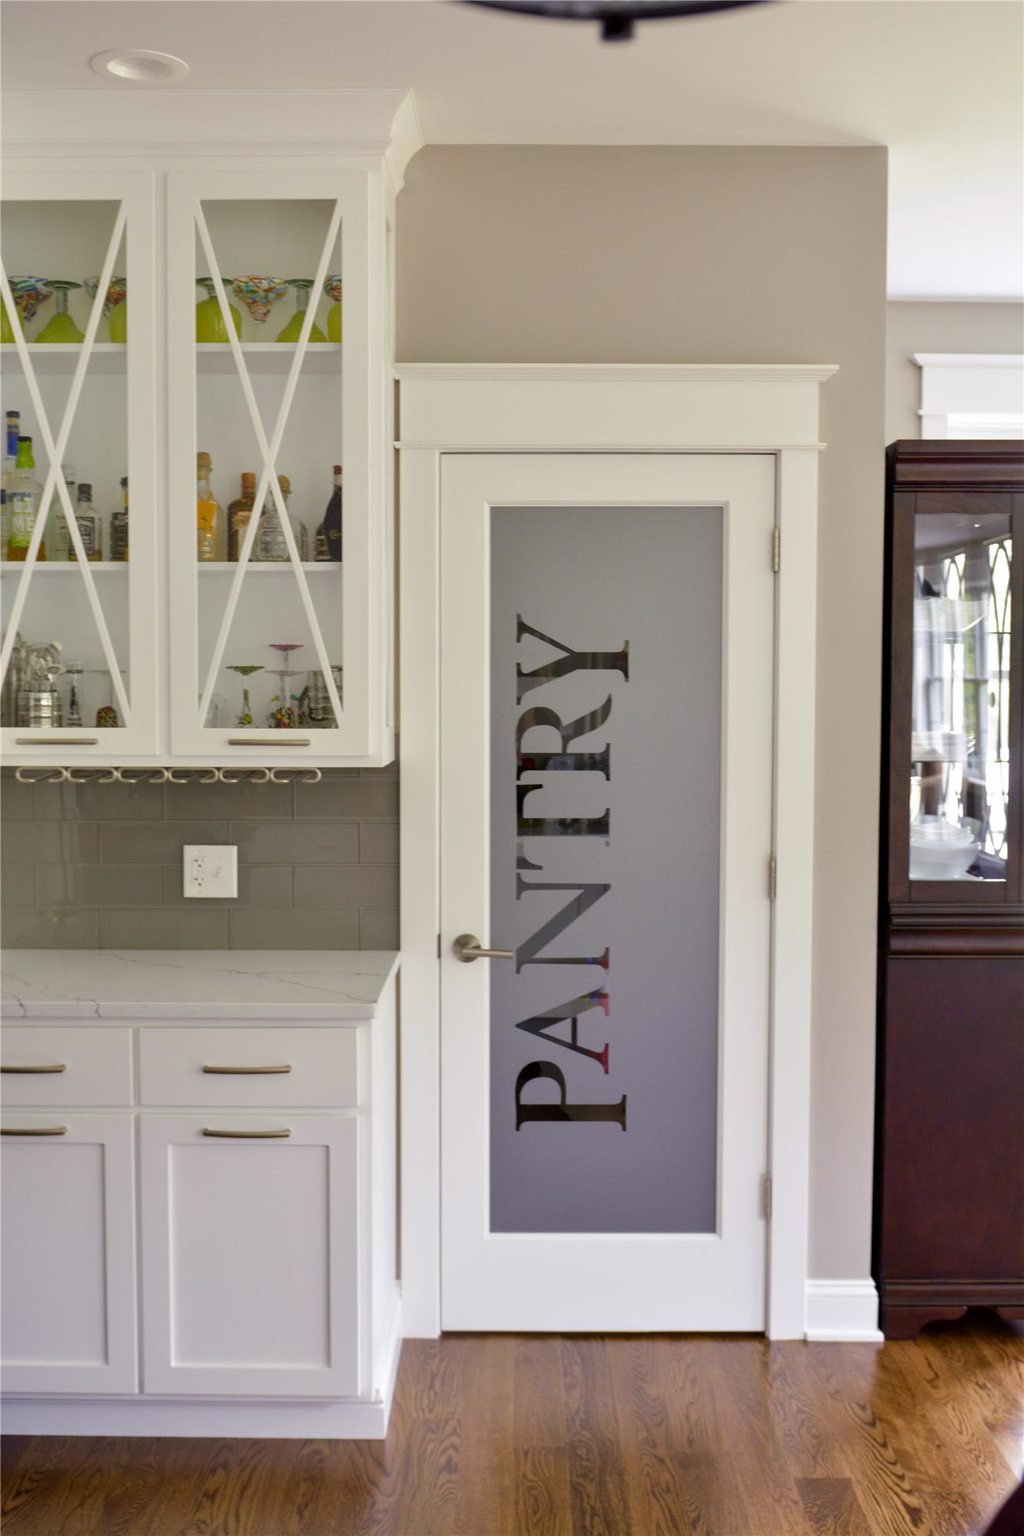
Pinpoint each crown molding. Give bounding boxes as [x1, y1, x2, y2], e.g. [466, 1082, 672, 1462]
[394, 362, 839, 385]
[0, 88, 423, 184]
[912, 353, 1024, 369]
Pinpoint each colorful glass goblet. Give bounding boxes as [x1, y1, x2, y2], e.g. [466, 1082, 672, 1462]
[227, 663, 264, 727]
[231, 276, 288, 327]
[275, 279, 326, 344]
[7, 277, 53, 337]
[36, 281, 85, 344]
[324, 275, 342, 343]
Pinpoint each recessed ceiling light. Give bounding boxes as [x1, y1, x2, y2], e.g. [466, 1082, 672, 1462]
[89, 49, 189, 83]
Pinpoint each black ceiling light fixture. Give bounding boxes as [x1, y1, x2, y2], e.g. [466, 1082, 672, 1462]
[461, 0, 770, 44]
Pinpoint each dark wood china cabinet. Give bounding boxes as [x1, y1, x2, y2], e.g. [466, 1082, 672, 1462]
[875, 440, 1023, 1340]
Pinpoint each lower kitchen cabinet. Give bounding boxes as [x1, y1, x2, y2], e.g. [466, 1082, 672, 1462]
[0, 955, 400, 1437]
[139, 1113, 359, 1397]
[0, 1113, 137, 1395]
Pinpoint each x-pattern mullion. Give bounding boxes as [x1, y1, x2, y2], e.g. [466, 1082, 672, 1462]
[195, 199, 344, 730]
[0, 205, 132, 723]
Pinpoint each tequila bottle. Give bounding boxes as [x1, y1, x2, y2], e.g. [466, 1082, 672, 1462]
[7, 436, 45, 561]
[196, 451, 224, 562]
[254, 475, 308, 561]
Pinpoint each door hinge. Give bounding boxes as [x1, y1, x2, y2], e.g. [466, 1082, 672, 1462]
[771, 526, 781, 574]
[436, 933, 441, 960]
[768, 854, 777, 901]
[762, 1173, 773, 1220]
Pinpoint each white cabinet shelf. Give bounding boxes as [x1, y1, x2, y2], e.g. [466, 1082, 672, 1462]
[2, 342, 342, 375]
[1, 342, 126, 375]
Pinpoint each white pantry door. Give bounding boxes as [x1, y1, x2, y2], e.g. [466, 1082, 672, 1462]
[440, 453, 775, 1331]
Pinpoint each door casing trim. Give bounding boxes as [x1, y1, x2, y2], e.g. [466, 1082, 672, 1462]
[398, 363, 837, 1340]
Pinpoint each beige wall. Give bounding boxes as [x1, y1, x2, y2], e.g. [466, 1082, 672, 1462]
[397, 146, 888, 1282]
[887, 301, 1024, 440]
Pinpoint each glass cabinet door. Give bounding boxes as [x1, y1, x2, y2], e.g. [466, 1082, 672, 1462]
[0, 172, 158, 758]
[167, 169, 379, 759]
[909, 505, 1015, 887]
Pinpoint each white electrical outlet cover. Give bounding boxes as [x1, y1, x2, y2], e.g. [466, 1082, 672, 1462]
[183, 845, 238, 899]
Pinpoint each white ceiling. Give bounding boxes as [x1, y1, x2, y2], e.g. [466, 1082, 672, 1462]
[2, 0, 1022, 300]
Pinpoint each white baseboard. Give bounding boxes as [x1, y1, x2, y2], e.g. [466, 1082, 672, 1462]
[2, 1306, 404, 1441]
[805, 1279, 884, 1342]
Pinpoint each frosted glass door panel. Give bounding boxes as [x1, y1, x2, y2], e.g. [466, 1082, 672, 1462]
[490, 505, 723, 1235]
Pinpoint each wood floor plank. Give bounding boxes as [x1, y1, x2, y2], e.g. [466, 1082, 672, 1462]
[2, 1319, 1021, 1536]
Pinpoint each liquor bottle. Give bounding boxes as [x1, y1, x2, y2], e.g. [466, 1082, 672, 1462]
[254, 474, 308, 561]
[6, 436, 45, 561]
[196, 451, 223, 562]
[48, 464, 77, 560]
[315, 464, 342, 562]
[2, 411, 19, 494]
[109, 476, 129, 562]
[68, 483, 102, 562]
[227, 471, 257, 562]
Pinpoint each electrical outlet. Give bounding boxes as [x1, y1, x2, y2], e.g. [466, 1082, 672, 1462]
[183, 845, 238, 899]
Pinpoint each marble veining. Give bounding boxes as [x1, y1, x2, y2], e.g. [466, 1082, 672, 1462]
[0, 950, 398, 1021]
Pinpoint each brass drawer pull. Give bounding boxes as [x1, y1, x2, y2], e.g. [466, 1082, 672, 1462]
[1, 1125, 68, 1136]
[202, 1064, 293, 1075]
[1, 1064, 67, 1075]
[202, 1127, 292, 1139]
[15, 736, 100, 746]
[227, 737, 310, 747]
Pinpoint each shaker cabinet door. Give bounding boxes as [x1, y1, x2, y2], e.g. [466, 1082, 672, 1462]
[1, 170, 160, 761]
[0, 1113, 138, 1394]
[139, 1113, 360, 1397]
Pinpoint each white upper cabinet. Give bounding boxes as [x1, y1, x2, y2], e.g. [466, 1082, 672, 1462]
[1, 170, 160, 760]
[1, 146, 397, 766]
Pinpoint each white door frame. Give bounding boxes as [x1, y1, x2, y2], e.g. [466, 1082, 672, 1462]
[397, 363, 837, 1341]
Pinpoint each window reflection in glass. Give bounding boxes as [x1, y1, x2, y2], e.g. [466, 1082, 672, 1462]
[911, 510, 1012, 881]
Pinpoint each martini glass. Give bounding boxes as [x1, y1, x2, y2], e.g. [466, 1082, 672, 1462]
[324, 275, 342, 342]
[227, 663, 264, 726]
[196, 278, 242, 342]
[267, 642, 303, 726]
[276, 279, 326, 344]
[84, 275, 128, 343]
[7, 277, 52, 339]
[1, 297, 14, 344]
[37, 281, 85, 344]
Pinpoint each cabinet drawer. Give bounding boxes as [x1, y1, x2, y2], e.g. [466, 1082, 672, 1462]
[0, 1027, 133, 1107]
[138, 1027, 359, 1108]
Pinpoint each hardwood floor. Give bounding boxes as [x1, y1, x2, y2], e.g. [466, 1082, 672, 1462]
[2, 1315, 1021, 1536]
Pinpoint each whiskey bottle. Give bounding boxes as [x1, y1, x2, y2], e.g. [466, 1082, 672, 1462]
[315, 464, 342, 561]
[227, 471, 257, 562]
[109, 476, 129, 562]
[68, 483, 102, 562]
[254, 475, 308, 561]
[48, 464, 77, 560]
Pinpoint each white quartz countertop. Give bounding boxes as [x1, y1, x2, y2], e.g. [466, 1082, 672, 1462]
[0, 951, 399, 1022]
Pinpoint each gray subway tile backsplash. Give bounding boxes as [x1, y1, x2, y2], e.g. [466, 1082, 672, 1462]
[1, 767, 398, 951]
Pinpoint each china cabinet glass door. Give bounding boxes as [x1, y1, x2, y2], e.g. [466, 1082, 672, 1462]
[0, 171, 158, 758]
[167, 169, 373, 758]
[909, 506, 1018, 891]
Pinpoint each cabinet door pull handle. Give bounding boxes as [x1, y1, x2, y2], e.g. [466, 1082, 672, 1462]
[1, 1125, 68, 1136]
[15, 736, 100, 746]
[202, 1064, 293, 1075]
[227, 737, 311, 747]
[201, 1127, 292, 1139]
[1, 1064, 67, 1074]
